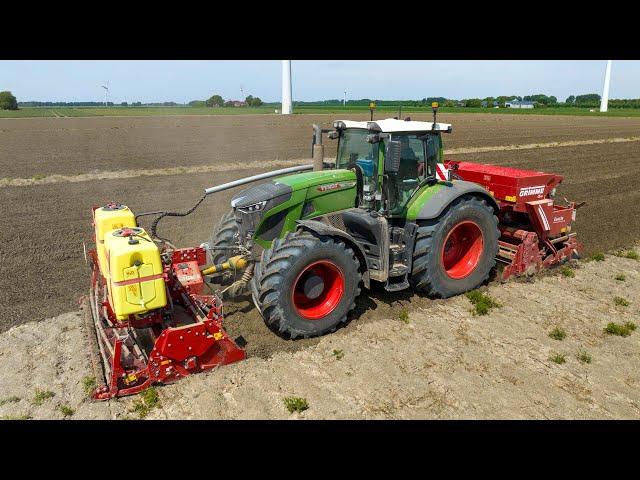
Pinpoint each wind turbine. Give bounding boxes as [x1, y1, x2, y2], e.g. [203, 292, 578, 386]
[599, 60, 612, 113]
[281, 60, 292, 115]
[343, 89, 346, 107]
[240, 84, 244, 101]
[101, 82, 110, 107]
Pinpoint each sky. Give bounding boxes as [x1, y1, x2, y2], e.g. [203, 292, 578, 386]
[1, 60, 638, 104]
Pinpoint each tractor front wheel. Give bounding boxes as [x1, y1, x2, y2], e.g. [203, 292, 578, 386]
[410, 195, 499, 297]
[254, 230, 361, 339]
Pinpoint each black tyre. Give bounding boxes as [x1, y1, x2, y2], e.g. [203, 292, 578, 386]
[206, 209, 239, 285]
[250, 243, 273, 311]
[410, 195, 499, 298]
[255, 230, 361, 339]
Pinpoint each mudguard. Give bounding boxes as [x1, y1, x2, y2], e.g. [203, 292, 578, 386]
[296, 219, 370, 288]
[415, 180, 499, 220]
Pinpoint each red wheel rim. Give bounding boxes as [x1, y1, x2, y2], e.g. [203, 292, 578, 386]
[441, 221, 484, 279]
[292, 260, 345, 320]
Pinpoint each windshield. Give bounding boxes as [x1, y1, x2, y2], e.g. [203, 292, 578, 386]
[336, 129, 377, 173]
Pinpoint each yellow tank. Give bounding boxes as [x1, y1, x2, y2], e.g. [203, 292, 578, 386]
[94, 203, 137, 277]
[103, 227, 167, 320]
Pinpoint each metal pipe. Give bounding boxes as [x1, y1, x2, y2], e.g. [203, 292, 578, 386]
[204, 164, 313, 195]
[313, 144, 324, 171]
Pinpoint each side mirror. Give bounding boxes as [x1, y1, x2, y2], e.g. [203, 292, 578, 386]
[384, 140, 402, 173]
[327, 130, 339, 140]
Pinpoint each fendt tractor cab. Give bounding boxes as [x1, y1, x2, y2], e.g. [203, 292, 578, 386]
[208, 106, 501, 339]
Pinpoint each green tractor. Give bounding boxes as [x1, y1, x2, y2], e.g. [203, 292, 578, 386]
[207, 111, 499, 339]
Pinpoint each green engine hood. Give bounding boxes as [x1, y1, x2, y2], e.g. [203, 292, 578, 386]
[232, 168, 358, 250]
[274, 168, 356, 191]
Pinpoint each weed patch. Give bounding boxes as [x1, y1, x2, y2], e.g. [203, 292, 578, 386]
[82, 376, 97, 396]
[560, 266, 575, 278]
[130, 387, 160, 418]
[549, 327, 567, 341]
[577, 351, 592, 364]
[615, 250, 639, 260]
[604, 321, 637, 337]
[283, 396, 309, 413]
[32, 389, 55, 406]
[58, 405, 75, 418]
[614, 296, 630, 307]
[1, 414, 32, 420]
[465, 290, 501, 316]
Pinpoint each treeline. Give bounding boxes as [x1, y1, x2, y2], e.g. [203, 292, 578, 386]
[608, 99, 640, 108]
[291, 94, 640, 109]
[11, 94, 640, 110]
[189, 94, 264, 108]
[18, 101, 187, 107]
[292, 98, 447, 107]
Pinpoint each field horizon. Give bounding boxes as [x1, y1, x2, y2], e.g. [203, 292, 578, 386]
[3, 105, 640, 118]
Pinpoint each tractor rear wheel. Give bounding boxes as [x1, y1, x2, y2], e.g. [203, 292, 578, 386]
[410, 195, 499, 298]
[254, 230, 361, 339]
[206, 209, 239, 285]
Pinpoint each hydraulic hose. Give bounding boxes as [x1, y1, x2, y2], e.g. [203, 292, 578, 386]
[148, 192, 207, 243]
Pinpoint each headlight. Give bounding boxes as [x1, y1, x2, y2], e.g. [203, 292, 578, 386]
[238, 201, 267, 213]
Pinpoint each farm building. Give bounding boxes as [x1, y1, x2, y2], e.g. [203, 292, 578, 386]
[504, 100, 535, 109]
[224, 100, 248, 107]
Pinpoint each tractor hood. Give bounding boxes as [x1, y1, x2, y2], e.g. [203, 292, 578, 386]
[231, 169, 355, 209]
[231, 181, 293, 209]
[230, 168, 358, 249]
[275, 168, 356, 191]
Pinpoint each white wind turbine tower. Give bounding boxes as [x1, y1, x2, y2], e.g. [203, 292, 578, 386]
[599, 60, 612, 113]
[281, 60, 292, 114]
[101, 82, 110, 107]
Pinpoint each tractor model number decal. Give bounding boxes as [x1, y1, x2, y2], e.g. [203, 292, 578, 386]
[519, 185, 545, 197]
[317, 181, 356, 192]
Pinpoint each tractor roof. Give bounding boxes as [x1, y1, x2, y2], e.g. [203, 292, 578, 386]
[334, 118, 452, 133]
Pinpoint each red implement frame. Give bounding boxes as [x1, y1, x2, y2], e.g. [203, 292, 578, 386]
[445, 161, 584, 280]
[85, 242, 245, 400]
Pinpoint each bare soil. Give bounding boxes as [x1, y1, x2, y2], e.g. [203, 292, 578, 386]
[2, 112, 640, 179]
[1, 251, 639, 420]
[1, 112, 640, 419]
[2, 114, 640, 332]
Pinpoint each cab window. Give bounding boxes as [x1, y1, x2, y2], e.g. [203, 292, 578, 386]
[336, 128, 379, 194]
[387, 133, 426, 213]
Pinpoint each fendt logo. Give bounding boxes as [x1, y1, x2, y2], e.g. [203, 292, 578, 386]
[519, 185, 545, 197]
[317, 181, 356, 192]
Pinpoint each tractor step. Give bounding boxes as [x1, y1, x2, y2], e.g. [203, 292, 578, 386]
[385, 279, 410, 292]
[385, 270, 410, 292]
[389, 263, 409, 276]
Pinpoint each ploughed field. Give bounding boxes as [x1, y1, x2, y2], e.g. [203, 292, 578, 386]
[1, 112, 640, 346]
